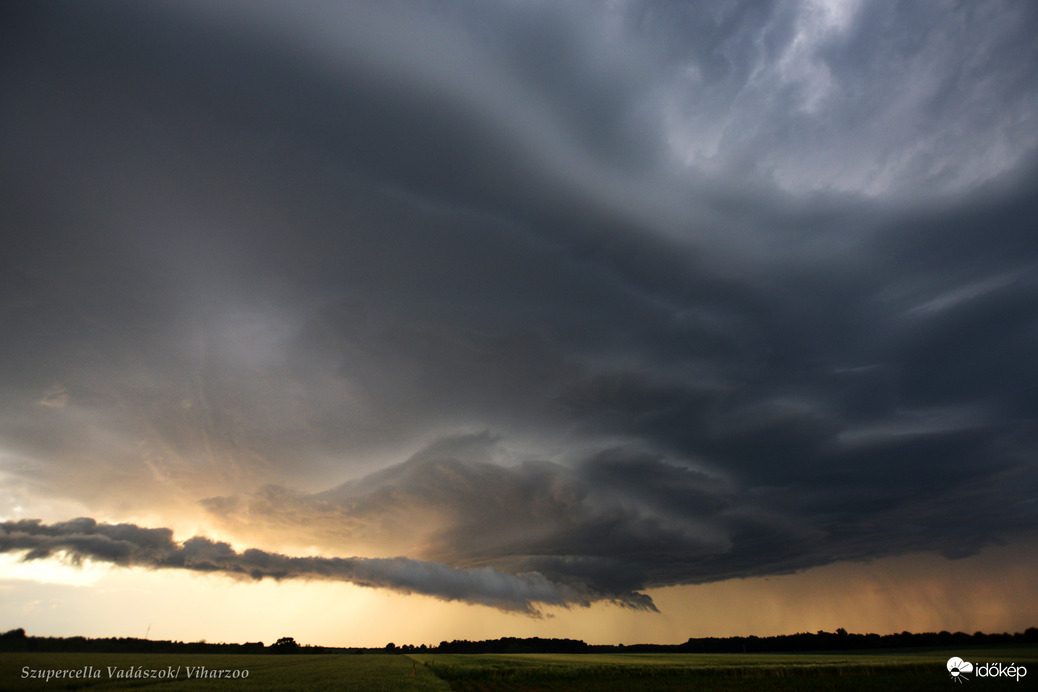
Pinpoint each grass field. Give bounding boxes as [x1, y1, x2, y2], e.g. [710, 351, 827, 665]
[2, 648, 1034, 691]
[1, 653, 449, 691]
[410, 649, 1038, 691]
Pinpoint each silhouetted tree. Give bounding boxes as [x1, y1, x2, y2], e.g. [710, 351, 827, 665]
[272, 636, 299, 653]
[0, 628, 28, 651]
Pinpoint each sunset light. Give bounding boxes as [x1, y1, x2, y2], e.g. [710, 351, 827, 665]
[2, 0, 1037, 658]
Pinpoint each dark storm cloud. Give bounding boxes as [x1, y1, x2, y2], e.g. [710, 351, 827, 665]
[202, 428, 1036, 602]
[0, 517, 593, 614]
[2, 0, 1038, 609]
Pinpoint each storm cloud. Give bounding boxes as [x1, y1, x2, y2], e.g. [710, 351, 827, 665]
[2, 0, 1037, 613]
[0, 517, 596, 614]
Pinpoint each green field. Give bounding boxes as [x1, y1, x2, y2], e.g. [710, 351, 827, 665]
[412, 649, 1038, 691]
[1, 653, 448, 692]
[2, 649, 1034, 691]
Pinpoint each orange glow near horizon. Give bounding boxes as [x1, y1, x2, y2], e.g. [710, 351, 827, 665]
[2, 541, 1035, 648]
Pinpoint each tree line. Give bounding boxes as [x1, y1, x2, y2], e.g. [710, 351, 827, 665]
[0, 629, 335, 654]
[431, 629, 1038, 654]
[3, 626, 1036, 655]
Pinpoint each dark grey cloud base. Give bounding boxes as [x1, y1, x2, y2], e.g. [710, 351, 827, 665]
[2, 1, 1037, 613]
[0, 517, 588, 614]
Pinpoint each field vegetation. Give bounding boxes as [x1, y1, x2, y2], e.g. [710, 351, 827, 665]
[411, 649, 1038, 692]
[2, 646, 1034, 691]
[1, 652, 448, 692]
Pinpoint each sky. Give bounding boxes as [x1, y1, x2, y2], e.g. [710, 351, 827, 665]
[1, 0, 1037, 647]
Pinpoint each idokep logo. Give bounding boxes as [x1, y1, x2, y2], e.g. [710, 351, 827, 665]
[948, 656, 1028, 683]
[947, 657, 973, 683]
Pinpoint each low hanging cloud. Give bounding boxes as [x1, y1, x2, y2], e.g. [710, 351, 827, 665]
[0, 517, 617, 615]
[201, 430, 1037, 602]
[1, 0, 1037, 621]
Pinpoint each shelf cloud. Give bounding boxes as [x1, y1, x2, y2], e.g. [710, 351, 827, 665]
[1, 0, 1037, 623]
[0, 517, 603, 615]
